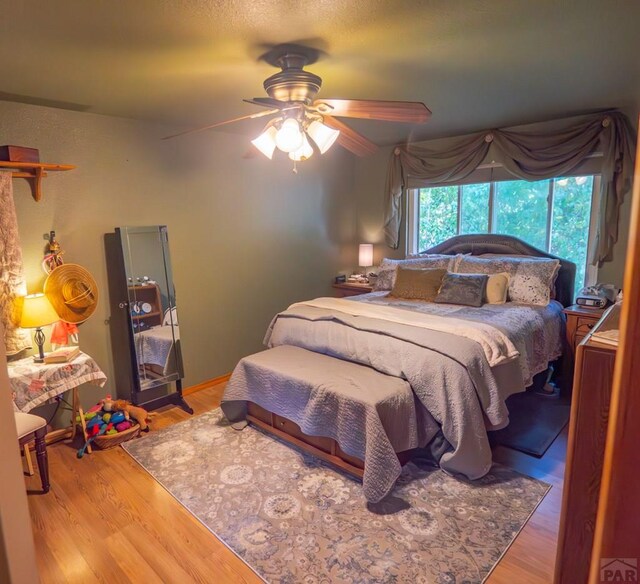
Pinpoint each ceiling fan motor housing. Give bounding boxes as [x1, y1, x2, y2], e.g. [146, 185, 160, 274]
[263, 53, 323, 104]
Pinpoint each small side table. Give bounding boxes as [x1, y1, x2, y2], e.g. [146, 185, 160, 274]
[8, 351, 107, 454]
[332, 282, 373, 298]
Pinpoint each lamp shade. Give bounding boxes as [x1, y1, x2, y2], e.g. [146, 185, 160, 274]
[307, 120, 340, 154]
[289, 134, 314, 161]
[251, 126, 278, 159]
[19, 293, 59, 328]
[359, 244, 374, 268]
[275, 118, 304, 153]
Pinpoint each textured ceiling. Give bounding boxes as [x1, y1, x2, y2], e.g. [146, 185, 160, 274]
[0, 0, 639, 145]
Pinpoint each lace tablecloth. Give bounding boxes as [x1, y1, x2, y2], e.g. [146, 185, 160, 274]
[8, 351, 107, 413]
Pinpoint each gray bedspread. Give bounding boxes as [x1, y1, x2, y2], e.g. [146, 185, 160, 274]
[222, 295, 563, 500]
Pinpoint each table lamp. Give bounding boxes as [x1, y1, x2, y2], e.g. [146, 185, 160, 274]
[19, 293, 60, 362]
[359, 244, 374, 280]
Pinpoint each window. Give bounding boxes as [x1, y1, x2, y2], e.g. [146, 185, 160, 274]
[407, 175, 600, 289]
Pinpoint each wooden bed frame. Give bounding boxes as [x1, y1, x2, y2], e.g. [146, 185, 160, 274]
[246, 234, 576, 478]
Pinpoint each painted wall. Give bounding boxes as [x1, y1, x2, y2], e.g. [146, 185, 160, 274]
[353, 114, 639, 289]
[2, 101, 357, 412]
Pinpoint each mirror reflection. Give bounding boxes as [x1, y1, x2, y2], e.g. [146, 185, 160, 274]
[119, 225, 183, 390]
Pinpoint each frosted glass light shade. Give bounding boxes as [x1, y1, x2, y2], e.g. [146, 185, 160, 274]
[19, 293, 59, 328]
[275, 118, 303, 153]
[251, 126, 278, 159]
[289, 134, 314, 161]
[359, 244, 374, 268]
[307, 120, 340, 154]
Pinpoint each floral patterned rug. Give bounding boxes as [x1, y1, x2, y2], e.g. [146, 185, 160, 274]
[122, 409, 550, 584]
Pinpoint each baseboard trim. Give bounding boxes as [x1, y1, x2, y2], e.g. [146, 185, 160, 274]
[183, 373, 231, 396]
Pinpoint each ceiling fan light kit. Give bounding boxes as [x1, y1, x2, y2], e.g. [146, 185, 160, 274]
[164, 43, 431, 166]
[251, 115, 341, 162]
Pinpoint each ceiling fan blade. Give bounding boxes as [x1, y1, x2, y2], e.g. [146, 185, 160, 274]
[322, 115, 378, 157]
[314, 99, 431, 124]
[244, 97, 286, 108]
[161, 108, 284, 140]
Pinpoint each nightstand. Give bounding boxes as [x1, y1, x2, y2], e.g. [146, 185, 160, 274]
[562, 304, 607, 387]
[332, 282, 373, 298]
[564, 304, 607, 352]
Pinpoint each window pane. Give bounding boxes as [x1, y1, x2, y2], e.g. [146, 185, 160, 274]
[460, 183, 490, 234]
[418, 186, 458, 251]
[550, 176, 594, 289]
[494, 179, 549, 250]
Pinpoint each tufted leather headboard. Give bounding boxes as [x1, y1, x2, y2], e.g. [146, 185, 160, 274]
[422, 234, 576, 308]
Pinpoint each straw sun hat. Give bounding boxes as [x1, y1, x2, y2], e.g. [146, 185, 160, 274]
[44, 264, 99, 324]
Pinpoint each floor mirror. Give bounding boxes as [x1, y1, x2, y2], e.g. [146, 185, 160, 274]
[105, 225, 192, 413]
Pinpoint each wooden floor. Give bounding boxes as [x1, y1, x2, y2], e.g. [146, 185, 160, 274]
[26, 383, 567, 584]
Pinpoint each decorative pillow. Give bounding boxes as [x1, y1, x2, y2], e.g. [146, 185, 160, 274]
[373, 255, 458, 291]
[434, 273, 489, 307]
[455, 256, 560, 306]
[485, 272, 510, 304]
[478, 253, 560, 299]
[389, 267, 447, 301]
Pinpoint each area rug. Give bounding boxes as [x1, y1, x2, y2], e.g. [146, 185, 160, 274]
[123, 409, 550, 584]
[490, 390, 571, 457]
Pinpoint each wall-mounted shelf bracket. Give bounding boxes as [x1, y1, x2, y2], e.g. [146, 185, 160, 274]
[0, 161, 75, 201]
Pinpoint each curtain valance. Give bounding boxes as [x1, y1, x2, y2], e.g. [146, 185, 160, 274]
[384, 111, 636, 266]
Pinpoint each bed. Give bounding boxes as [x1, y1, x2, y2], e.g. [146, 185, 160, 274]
[222, 234, 575, 501]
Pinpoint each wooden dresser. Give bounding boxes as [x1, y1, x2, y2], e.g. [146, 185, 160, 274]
[555, 307, 617, 584]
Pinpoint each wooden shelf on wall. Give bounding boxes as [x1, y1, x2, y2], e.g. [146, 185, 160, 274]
[0, 161, 76, 202]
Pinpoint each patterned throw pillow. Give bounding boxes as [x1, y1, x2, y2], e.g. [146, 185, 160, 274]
[434, 273, 489, 307]
[389, 267, 447, 301]
[373, 255, 458, 291]
[456, 256, 560, 306]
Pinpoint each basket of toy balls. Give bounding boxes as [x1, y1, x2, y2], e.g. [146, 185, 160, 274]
[93, 420, 140, 449]
[77, 396, 151, 456]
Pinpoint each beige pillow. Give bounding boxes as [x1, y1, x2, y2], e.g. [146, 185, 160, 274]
[485, 272, 510, 304]
[389, 267, 447, 301]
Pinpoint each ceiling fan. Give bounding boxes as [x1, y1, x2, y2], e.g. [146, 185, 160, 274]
[163, 44, 432, 162]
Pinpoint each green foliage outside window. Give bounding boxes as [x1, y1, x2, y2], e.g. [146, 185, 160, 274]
[461, 184, 490, 235]
[417, 176, 594, 289]
[417, 186, 457, 251]
[494, 179, 549, 251]
[549, 176, 594, 289]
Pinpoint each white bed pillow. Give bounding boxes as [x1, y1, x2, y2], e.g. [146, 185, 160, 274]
[374, 255, 458, 291]
[455, 256, 560, 306]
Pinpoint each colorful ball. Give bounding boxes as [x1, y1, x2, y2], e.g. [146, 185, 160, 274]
[110, 411, 126, 425]
[115, 421, 132, 432]
[86, 416, 103, 428]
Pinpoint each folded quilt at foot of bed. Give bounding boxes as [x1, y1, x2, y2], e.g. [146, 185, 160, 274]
[221, 345, 420, 503]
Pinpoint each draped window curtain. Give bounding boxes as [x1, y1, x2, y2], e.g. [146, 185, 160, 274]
[384, 111, 636, 266]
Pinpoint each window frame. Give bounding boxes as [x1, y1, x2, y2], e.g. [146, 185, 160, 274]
[406, 174, 601, 287]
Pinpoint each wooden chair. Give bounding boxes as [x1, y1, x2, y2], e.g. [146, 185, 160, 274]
[15, 413, 50, 493]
